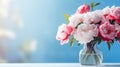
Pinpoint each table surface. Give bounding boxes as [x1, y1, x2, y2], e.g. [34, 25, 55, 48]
[0, 63, 120, 67]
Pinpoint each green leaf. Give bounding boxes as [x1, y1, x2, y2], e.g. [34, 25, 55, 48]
[111, 40, 114, 45]
[98, 39, 101, 45]
[107, 42, 111, 51]
[95, 2, 100, 6]
[97, 38, 101, 45]
[91, 2, 95, 7]
[64, 14, 69, 23]
[90, 2, 95, 10]
[109, 20, 115, 25]
[78, 43, 81, 46]
[115, 37, 118, 41]
[70, 37, 75, 47]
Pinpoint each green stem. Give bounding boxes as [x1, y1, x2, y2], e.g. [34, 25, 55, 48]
[84, 48, 92, 64]
[80, 47, 90, 63]
[80, 40, 101, 65]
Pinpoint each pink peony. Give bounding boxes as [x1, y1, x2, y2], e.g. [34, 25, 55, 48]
[56, 24, 74, 45]
[111, 7, 120, 24]
[115, 23, 120, 30]
[103, 14, 115, 20]
[99, 22, 116, 42]
[76, 4, 90, 14]
[116, 30, 120, 43]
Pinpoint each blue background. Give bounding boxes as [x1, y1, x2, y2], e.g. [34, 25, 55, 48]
[11, 0, 120, 63]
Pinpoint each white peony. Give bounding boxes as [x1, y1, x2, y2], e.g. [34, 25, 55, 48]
[73, 23, 98, 44]
[83, 11, 102, 24]
[102, 6, 111, 15]
[101, 6, 116, 23]
[94, 10, 103, 17]
[111, 6, 116, 10]
[69, 14, 84, 28]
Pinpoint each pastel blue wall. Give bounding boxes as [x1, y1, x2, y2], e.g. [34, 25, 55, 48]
[13, 0, 120, 63]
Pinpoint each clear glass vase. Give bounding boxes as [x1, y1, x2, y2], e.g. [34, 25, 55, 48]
[79, 41, 103, 65]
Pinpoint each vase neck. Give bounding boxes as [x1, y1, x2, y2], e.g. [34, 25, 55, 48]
[84, 41, 97, 49]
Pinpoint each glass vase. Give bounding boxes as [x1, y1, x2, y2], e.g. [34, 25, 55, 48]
[79, 41, 103, 65]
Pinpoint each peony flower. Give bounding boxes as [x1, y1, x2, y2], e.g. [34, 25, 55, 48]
[116, 30, 120, 43]
[94, 10, 103, 17]
[115, 23, 120, 31]
[73, 23, 98, 44]
[102, 6, 115, 20]
[76, 4, 90, 14]
[111, 7, 120, 24]
[99, 22, 116, 42]
[84, 11, 102, 24]
[56, 24, 74, 45]
[69, 14, 84, 28]
[103, 14, 115, 20]
[102, 6, 111, 15]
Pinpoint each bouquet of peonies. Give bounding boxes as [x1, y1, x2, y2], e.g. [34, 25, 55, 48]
[56, 3, 120, 50]
[56, 3, 120, 65]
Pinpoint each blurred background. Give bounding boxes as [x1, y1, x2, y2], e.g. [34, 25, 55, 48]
[0, 0, 120, 63]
